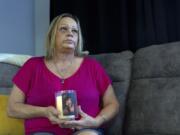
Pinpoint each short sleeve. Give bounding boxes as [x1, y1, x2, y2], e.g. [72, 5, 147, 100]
[94, 60, 112, 96]
[12, 58, 35, 95]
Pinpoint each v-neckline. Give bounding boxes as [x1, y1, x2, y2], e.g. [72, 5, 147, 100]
[43, 57, 85, 82]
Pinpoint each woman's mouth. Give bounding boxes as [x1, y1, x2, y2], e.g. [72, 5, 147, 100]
[64, 40, 74, 44]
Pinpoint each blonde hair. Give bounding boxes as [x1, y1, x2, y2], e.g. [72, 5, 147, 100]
[45, 13, 87, 60]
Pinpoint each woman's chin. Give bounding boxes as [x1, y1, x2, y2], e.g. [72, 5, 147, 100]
[63, 44, 75, 49]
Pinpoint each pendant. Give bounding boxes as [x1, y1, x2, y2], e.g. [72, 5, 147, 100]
[61, 79, 65, 84]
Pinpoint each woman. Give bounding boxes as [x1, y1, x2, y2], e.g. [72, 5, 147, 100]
[7, 13, 119, 135]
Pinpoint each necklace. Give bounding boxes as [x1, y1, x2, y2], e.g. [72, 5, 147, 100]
[53, 60, 73, 84]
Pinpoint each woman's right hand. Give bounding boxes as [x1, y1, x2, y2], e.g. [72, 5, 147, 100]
[45, 106, 62, 125]
[45, 106, 74, 128]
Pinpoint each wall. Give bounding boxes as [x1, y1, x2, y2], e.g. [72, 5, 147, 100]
[35, 0, 49, 56]
[0, 0, 49, 56]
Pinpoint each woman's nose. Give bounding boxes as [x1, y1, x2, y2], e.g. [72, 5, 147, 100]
[66, 30, 73, 36]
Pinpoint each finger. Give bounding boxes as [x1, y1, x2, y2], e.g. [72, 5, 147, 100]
[51, 117, 66, 125]
[59, 119, 66, 123]
[60, 122, 74, 128]
[59, 119, 72, 128]
[50, 118, 60, 125]
[75, 126, 83, 130]
[71, 127, 75, 131]
[59, 123, 68, 128]
[64, 120, 82, 127]
[57, 110, 61, 116]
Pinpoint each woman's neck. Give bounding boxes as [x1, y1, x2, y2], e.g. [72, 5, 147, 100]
[53, 52, 75, 64]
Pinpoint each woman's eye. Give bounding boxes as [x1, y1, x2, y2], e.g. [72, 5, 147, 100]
[60, 27, 68, 32]
[59, 27, 78, 34]
[72, 29, 78, 34]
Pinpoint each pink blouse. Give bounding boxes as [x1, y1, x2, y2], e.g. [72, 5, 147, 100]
[13, 56, 111, 135]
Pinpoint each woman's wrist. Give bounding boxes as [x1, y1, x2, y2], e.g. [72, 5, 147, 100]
[38, 107, 48, 117]
[95, 114, 107, 127]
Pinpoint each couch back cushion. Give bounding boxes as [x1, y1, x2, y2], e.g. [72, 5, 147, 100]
[125, 41, 180, 135]
[0, 63, 20, 95]
[91, 51, 133, 135]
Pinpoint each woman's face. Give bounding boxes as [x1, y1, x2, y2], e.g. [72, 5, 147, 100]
[66, 98, 73, 106]
[55, 17, 78, 53]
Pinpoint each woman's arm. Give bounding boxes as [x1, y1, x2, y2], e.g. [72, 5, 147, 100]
[95, 84, 119, 126]
[7, 85, 61, 124]
[63, 84, 119, 129]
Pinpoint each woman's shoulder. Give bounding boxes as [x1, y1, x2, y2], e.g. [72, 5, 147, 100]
[26, 56, 43, 62]
[23, 56, 44, 67]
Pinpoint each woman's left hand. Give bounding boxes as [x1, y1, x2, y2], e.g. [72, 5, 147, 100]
[63, 106, 100, 129]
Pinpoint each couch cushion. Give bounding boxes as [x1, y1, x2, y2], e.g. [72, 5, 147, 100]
[125, 42, 180, 135]
[0, 63, 20, 89]
[90, 51, 133, 135]
[90, 51, 133, 82]
[132, 42, 180, 79]
[0, 53, 31, 66]
[0, 95, 24, 135]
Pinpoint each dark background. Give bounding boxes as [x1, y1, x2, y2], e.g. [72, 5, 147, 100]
[50, 0, 180, 54]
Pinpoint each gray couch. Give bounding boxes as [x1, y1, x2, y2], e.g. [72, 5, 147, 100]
[1, 41, 180, 135]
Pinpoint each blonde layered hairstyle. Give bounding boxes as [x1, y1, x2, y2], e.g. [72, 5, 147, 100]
[45, 13, 87, 60]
